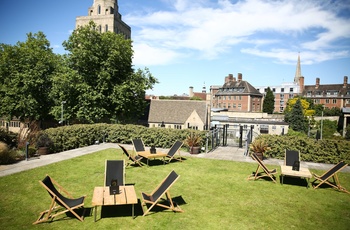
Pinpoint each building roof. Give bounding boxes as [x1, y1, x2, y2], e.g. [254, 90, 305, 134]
[303, 83, 350, 98]
[216, 80, 262, 96]
[148, 100, 207, 124]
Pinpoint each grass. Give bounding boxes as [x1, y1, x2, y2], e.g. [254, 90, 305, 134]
[0, 148, 350, 230]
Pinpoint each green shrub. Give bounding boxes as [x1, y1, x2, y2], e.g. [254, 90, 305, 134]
[0, 128, 18, 149]
[0, 142, 18, 164]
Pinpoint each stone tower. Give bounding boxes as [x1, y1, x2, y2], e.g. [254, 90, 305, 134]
[75, 0, 131, 39]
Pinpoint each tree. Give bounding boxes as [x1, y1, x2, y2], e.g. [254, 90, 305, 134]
[285, 96, 315, 117]
[263, 87, 274, 114]
[0, 32, 57, 123]
[50, 22, 157, 123]
[285, 98, 308, 133]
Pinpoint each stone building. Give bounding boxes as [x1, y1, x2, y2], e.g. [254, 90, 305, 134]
[210, 73, 263, 112]
[75, 0, 131, 39]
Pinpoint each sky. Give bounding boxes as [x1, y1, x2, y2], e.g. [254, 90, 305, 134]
[1, 0, 349, 96]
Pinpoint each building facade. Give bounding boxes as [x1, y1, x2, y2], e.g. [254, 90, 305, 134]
[210, 73, 263, 112]
[301, 76, 350, 109]
[75, 0, 131, 39]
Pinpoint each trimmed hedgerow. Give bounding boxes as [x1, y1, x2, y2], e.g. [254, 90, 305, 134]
[257, 135, 350, 164]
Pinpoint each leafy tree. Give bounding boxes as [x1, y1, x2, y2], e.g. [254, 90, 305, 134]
[0, 32, 57, 123]
[262, 87, 274, 114]
[285, 98, 308, 133]
[50, 22, 157, 123]
[285, 96, 315, 117]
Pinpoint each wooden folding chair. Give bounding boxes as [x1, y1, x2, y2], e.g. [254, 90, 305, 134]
[132, 138, 146, 153]
[248, 153, 277, 183]
[105, 160, 125, 186]
[312, 161, 349, 194]
[141, 170, 184, 216]
[285, 149, 300, 166]
[118, 144, 144, 167]
[165, 141, 183, 163]
[33, 175, 86, 224]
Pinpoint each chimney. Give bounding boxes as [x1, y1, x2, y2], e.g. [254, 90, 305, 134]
[189, 86, 194, 97]
[225, 74, 234, 83]
[344, 76, 348, 88]
[315, 78, 320, 89]
[237, 73, 242, 82]
[299, 76, 305, 93]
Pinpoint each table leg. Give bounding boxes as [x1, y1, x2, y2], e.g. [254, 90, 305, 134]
[132, 204, 135, 219]
[94, 206, 97, 222]
[281, 175, 284, 185]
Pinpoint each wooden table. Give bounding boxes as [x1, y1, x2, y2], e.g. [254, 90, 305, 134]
[92, 185, 138, 221]
[137, 151, 168, 165]
[280, 165, 312, 188]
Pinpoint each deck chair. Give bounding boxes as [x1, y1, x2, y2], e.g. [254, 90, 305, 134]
[118, 144, 144, 167]
[132, 138, 146, 153]
[33, 175, 86, 224]
[285, 149, 300, 166]
[105, 160, 125, 187]
[248, 153, 277, 183]
[141, 170, 184, 216]
[165, 141, 183, 163]
[311, 161, 349, 194]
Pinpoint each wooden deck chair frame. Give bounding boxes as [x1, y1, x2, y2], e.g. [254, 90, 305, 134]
[141, 170, 184, 216]
[285, 149, 300, 166]
[166, 141, 183, 163]
[105, 160, 125, 187]
[118, 144, 144, 167]
[312, 161, 349, 194]
[248, 153, 277, 183]
[132, 138, 146, 153]
[33, 175, 86, 225]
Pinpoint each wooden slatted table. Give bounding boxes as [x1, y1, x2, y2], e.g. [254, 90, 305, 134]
[137, 151, 167, 165]
[280, 165, 312, 188]
[92, 185, 138, 221]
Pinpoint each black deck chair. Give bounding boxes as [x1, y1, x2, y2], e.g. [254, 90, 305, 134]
[33, 175, 86, 224]
[165, 141, 183, 163]
[105, 160, 125, 187]
[118, 144, 144, 167]
[141, 170, 184, 216]
[247, 153, 277, 183]
[132, 138, 146, 153]
[312, 161, 349, 194]
[285, 149, 300, 166]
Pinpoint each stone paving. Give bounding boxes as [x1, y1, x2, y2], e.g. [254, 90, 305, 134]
[0, 143, 349, 177]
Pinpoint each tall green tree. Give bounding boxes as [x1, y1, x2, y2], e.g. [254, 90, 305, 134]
[262, 87, 275, 114]
[285, 98, 308, 133]
[50, 22, 157, 123]
[0, 32, 57, 123]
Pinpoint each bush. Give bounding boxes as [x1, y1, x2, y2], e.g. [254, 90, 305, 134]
[0, 142, 18, 164]
[0, 128, 18, 149]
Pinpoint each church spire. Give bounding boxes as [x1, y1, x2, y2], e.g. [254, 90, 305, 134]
[294, 53, 301, 84]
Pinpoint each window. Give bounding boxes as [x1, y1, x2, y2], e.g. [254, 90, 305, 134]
[326, 99, 330, 103]
[281, 88, 284, 93]
[98, 5, 101, 14]
[307, 91, 311, 96]
[105, 24, 108, 32]
[98, 25, 102, 33]
[333, 99, 337, 104]
[238, 96, 242, 100]
[280, 94, 284, 99]
[290, 88, 294, 92]
[272, 88, 275, 92]
[260, 125, 269, 134]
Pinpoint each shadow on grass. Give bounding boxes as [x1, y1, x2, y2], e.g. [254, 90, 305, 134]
[143, 157, 188, 167]
[279, 175, 309, 187]
[142, 195, 187, 216]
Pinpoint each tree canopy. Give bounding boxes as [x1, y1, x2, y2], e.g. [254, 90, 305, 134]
[0, 32, 57, 122]
[285, 98, 308, 133]
[1, 22, 158, 125]
[262, 87, 275, 114]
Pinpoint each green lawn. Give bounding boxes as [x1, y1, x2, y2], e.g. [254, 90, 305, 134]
[1, 149, 350, 230]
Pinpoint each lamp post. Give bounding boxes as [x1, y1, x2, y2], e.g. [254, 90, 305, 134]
[320, 105, 324, 140]
[61, 101, 66, 126]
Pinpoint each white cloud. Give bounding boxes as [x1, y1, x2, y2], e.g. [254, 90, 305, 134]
[126, 0, 350, 66]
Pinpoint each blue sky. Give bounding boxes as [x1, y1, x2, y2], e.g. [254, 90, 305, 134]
[1, 0, 349, 96]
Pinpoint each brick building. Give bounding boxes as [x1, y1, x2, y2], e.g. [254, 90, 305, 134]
[75, 0, 131, 39]
[210, 73, 263, 112]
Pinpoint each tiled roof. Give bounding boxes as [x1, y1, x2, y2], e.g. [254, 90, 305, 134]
[303, 84, 350, 98]
[148, 100, 207, 124]
[216, 80, 262, 96]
